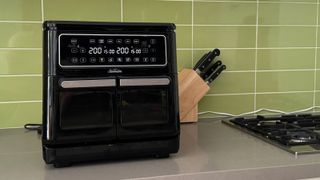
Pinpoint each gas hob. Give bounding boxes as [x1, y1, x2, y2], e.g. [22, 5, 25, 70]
[222, 114, 320, 156]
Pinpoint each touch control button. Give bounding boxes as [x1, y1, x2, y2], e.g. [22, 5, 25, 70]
[133, 57, 140, 62]
[107, 39, 114, 44]
[150, 57, 156, 62]
[124, 39, 131, 44]
[142, 57, 149, 62]
[89, 57, 97, 63]
[71, 39, 77, 44]
[80, 48, 86, 53]
[142, 48, 148, 53]
[71, 48, 78, 53]
[99, 57, 105, 63]
[141, 41, 148, 47]
[125, 57, 132, 62]
[150, 39, 157, 44]
[98, 39, 104, 43]
[116, 57, 123, 62]
[71, 57, 78, 64]
[116, 39, 122, 44]
[108, 57, 114, 62]
[133, 39, 139, 44]
[80, 57, 87, 63]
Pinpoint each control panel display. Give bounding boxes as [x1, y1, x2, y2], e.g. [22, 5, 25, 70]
[58, 33, 167, 68]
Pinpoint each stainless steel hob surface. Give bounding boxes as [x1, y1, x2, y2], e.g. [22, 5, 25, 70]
[222, 113, 320, 156]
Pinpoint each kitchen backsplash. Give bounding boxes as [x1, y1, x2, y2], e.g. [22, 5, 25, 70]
[0, 0, 319, 128]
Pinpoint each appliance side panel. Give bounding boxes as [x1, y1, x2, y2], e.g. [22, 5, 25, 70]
[42, 22, 58, 142]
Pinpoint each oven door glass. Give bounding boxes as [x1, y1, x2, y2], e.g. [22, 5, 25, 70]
[56, 78, 116, 141]
[59, 91, 113, 130]
[118, 77, 177, 139]
[120, 88, 168, 127]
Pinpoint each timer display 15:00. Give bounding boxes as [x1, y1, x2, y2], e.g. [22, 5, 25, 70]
[88, 47, 142, 55]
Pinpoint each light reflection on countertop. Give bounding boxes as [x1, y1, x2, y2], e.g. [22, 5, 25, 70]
[1, 119, 320, 180]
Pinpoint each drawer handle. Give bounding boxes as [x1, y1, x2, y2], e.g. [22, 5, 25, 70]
[60, 79, 116, 88]
[120, 78, 170, 86]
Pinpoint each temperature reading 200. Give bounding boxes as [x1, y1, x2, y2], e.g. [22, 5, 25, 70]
[88, 47, 142, 55]
[116, 47, 129, 54]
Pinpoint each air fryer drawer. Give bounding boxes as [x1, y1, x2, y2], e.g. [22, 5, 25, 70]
[120, 88, 169, 127]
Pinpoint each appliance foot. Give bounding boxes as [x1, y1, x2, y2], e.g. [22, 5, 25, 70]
[54, 162, 72, 168]
[155, 154, 169, 158]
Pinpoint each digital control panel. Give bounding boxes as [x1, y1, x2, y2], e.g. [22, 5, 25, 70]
[58, 33, 167, 68]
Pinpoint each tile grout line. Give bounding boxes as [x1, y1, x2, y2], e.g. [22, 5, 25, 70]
[41, 0, 44, 22]
[0, 48, 41, 51]
[176, 24, 320, 27]
[205, 90, 319, 97]
[191, 0, 194, 67]
[0, 21, 42, 24]
[0, 74, 42, 77]
[1, 68, 319, 77]
[167, 0, 317, 5]
[314, 0, 320, 110]
[178, 47, 320, 50]
[120, 0, 123, 22]
[253, 0, 259, 112]
[0, 100, 42, 104]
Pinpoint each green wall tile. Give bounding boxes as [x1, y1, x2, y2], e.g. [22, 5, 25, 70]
[194, 0, 256, 1]
[194, 2, 256, 25]
[256, 71, 314, 92]
[0, 102, 41, 128]
[207, 72, 254, 94]
[259, 3, 317, 25]
[176, 26, 192, 48]
[0, 50, 41, 75]
[123, 0, 191, 24]
[0, 76, 41, 101]
[316, 92, 320, 106]
[0, 0, 41, 21]
[177, 50, 192, 72]
[194, 49, 255, 71]
[0, 23, 41, 48]
[317, 49, 320, 69]
[317, 70, 320, 90]
[194, 26, 256, 48]
[256, 92, 313, 112]
[44, 0, 120, 21]
[257, 49, 315, 70]
[261, 0, 316, 2]
[199, 95, 254, 115]
[258, 27, 316, 47]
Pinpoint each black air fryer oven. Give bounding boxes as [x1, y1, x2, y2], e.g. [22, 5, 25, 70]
[42, 21, 180, 167]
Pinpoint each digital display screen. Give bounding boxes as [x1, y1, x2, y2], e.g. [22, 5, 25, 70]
[58, 34, 167, 68]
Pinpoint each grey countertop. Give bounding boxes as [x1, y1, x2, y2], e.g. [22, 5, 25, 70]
[2, 119, 320, 180]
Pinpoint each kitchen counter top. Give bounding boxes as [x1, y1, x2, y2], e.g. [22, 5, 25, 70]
[2, 119, 320, 180]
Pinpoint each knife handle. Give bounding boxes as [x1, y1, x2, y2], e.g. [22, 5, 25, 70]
[193, 53, 209, 71]
[201, 60, 222, 79]
[206, 65, 226, 85]
[196, 49, 220, 73]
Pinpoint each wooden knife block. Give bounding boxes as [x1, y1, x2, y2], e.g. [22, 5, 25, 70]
[178, 69, 210, 123]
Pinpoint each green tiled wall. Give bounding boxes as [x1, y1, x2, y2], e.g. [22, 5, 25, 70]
[0, 0, 320, 128]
